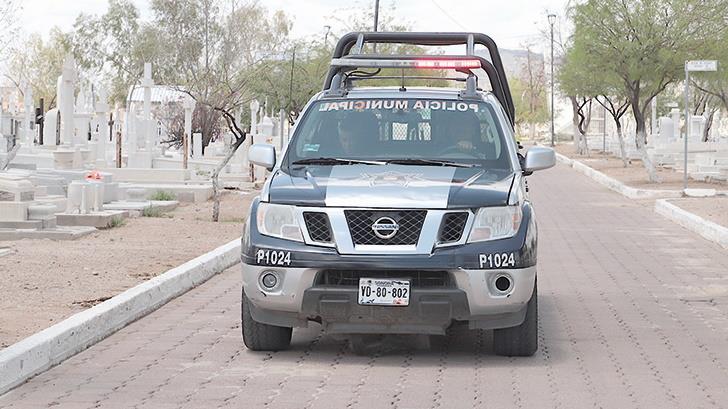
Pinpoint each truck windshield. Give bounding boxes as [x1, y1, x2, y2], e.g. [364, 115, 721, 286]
[286, 99, 514, 173]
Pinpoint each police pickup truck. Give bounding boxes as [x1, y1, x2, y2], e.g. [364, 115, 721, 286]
[240, 32, 555, 356]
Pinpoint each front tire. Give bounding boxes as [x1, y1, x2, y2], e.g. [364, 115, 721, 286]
[241, 289, 292, 351]
[493, 282, 538, 357]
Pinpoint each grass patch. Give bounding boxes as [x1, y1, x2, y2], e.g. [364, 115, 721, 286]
[141, 206, 169, 218]
[150, 190, 176, 201]
[105, 216, 126, 229]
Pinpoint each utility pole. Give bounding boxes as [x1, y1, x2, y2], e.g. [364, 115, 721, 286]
[288, 46, 296, 114]
[548, 13, 556, 147]
[373, 0, 380, 52]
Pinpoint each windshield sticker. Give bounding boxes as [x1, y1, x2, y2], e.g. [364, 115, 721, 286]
[318, 100, 480, 113]
[303, 143, 320, 152]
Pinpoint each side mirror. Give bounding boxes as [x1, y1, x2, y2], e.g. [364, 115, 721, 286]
[248, 143, 276, 171]
[523, 146, 555, 174]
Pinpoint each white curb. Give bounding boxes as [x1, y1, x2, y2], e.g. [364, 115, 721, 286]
[0, 238, 242, 395]
[555, 153, 682, 200]
[655, 199, 728, 250]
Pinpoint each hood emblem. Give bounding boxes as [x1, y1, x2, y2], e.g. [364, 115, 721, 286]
[361, 171, 425, 188]
[371, 217, 399, 239]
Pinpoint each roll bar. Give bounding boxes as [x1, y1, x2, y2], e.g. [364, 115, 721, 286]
[323, 32, 515, 123]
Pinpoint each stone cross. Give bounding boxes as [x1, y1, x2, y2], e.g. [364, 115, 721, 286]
[182, 97, 195, 159]
[278, 109, 287, 148]
[142, 62, 154, 152]
[59, 55, 77, 146]
[250, 99, 259, 135]
[0, 96, 4, 138]
[22, 82, 34, 146]
[95, 87, 109, 167]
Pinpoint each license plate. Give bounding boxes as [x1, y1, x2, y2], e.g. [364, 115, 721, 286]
[358, 278, 410, 306]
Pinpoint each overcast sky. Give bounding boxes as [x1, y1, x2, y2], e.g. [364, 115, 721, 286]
[18, 0, 568, 53]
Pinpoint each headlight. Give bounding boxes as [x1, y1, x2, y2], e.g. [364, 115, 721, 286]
[256, 203, 303, 242]
[467, 205, 522, 242]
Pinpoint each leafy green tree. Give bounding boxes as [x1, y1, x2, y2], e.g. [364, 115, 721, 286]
[692, 28, 728, 115]
[5, 29, 71, 109]
[71, 0, 155, 104]
[569, 0, 728, 182]
[560, 30, 631, 165]
[558, 42, 594, 156]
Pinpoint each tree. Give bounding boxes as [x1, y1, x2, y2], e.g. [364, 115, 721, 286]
[595, 95, 630, 165]
[558, 43, 594, 156]
[512, 45, 549, 141]
[0, 0, 21, 61]
[570, 0, 728, 182]
[150, 0, 292, 221]
[560, 29, 631, 165]
[71, 0, 158, 105]
[691, 30, 728, 117]
[4, 29, 71, 109]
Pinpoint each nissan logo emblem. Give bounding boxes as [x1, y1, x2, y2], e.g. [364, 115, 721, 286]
[371, 216, 399, 239]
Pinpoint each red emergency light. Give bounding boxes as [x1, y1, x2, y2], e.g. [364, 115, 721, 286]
[330, 58, 482, 70]
[413, 59, 482, 69]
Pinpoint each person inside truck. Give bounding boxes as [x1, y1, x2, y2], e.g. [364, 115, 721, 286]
[335, 112, 379, 156]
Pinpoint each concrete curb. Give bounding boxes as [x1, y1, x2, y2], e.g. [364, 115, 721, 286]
[655, 199, 728, 250]
[555, 153, 682, 200]
[0, 238, 242, 395]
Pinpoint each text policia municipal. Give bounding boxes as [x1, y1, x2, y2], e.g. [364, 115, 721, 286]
[318, 99, 482, 113]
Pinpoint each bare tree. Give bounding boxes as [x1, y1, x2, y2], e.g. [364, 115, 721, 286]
[595, 96, 630, 166]
[151, 0, 291, 221]
[0, 0, 21, 61]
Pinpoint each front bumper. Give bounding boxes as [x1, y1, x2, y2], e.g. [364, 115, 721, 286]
[242, 263, 536, 334]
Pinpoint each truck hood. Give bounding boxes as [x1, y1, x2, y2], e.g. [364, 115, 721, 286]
[267, 165, 514, 209]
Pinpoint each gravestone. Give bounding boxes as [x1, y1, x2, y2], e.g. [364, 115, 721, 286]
[690, 116, 706, 142]
[192, 132, 203, 158]
[0, 174, 34, 221]
[670, 108, 681, 140]
[658, 117, 674, 144]
[43, 108, 60, 146]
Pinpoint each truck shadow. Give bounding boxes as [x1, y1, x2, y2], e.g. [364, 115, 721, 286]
[275, 295, 565, 367]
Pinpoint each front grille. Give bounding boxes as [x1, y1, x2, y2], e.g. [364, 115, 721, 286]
[316, 270, 452, 288]
[438, 212, 469, 243]
[303, 212, 332, 242]
[345, 210, 426, 245]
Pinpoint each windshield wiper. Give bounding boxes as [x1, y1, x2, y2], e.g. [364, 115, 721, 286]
[291, 157, 386, 166]
[386, 158, 475, 168]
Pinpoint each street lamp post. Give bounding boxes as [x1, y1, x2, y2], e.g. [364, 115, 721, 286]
[548, 13, 556, 147]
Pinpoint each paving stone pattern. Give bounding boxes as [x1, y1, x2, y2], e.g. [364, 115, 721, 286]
[2, 163, 728, 409]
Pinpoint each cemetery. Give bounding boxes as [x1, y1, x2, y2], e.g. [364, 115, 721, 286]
[556, 101, 728, 192]
[0, 55, 289, 240]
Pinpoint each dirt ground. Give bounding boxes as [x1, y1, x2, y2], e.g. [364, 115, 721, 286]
[668, 196, 728, 228]
[0, 190, 256, 348]
[554, 143, 728, 191]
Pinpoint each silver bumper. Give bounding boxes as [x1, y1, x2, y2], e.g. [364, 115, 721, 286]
[241, 263, 536, 320]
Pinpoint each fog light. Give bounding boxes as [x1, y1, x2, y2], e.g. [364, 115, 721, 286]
[494, 275, 512, 293]
[261, 272, 279, 289]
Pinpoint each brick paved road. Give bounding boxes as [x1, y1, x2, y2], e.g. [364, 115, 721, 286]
[2, 163, 728, 409]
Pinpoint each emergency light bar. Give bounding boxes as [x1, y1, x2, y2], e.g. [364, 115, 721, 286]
[329, 58, 483, 70]
[324, 32, 516, 125]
